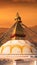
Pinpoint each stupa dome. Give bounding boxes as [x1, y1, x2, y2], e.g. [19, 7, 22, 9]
[0, 40, 37, 54]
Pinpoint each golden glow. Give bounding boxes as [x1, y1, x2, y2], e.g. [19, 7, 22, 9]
[0, 4, 37, 28]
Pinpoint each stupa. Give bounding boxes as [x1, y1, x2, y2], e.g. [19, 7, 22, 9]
[0, 13, 37, 65]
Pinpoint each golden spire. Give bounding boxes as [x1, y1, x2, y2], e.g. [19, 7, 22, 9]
[15, 12, 22, 23]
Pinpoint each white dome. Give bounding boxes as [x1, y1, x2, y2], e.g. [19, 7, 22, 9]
[0, 40, 37, 54]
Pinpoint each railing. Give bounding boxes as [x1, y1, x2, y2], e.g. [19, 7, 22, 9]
[0, 54, 37, 61]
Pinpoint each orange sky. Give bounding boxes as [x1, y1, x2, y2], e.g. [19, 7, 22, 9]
[0, 3, 37, 28]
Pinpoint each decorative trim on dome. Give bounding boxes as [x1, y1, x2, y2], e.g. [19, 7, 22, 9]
[0, 44, 34, 54]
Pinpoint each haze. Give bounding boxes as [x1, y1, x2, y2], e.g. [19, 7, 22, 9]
[0, 1, 37, 28]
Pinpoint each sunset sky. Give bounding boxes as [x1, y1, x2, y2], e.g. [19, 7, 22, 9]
[0, 0, 37, 28]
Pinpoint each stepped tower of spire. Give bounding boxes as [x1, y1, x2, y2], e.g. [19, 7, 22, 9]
[10, 13, 26, 40]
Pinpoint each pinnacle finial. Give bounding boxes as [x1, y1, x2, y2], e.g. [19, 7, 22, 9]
[15, 12, 22, 23]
